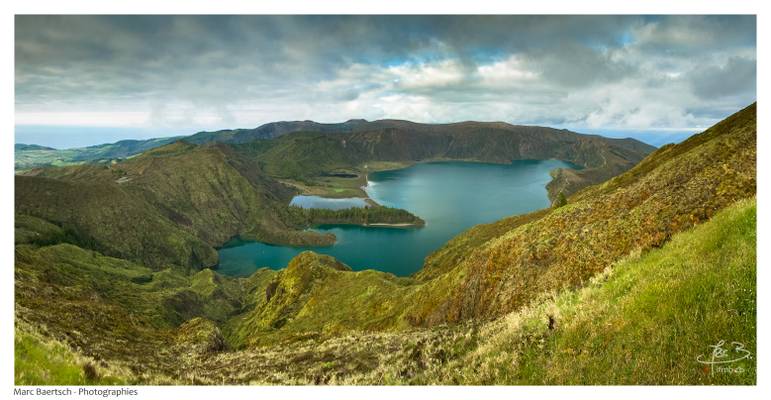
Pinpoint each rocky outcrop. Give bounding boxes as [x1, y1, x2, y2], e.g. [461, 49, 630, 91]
[176, 318, 227, 354]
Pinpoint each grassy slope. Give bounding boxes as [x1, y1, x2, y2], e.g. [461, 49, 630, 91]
[13, 104, 755, 385]
[14, 137, 183, 171]
[16, 199, 753, 384]
[15, 321, 132, 385]
[15, 143, 336, 269]
[404, 103, 756, 326]
[90, 198, 752, 384]
[219, 104, 755, 347]
[445, 198, 756, 385]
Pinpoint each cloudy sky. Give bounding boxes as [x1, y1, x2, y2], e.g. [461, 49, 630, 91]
[15, 15, 756, 148]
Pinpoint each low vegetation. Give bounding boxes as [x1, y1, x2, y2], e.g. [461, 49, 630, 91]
[14, 137, 183, 171]
[230, 122, 653, 203]
[14, 199, 755, 384]
[13, 104, 755, 385]
[406, 103, 755, 325]
[448, 198, 756, 385]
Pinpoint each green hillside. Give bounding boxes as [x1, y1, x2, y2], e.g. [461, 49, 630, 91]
[15, 199, 756, 384]
[17, 120, 654, 200]
[13, 104, 755, 385]
[16, 142, 421, 270]
[16, 117, 653, 271]
[229, 122, 653, 200]
[444, 198, 756, 385]
[14, 137, 184, 171]
[404, 103, 755, 325]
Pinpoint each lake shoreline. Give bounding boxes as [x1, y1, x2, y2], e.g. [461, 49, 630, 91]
[281, 158, 576, 240]
[219, 160, 571, 277]
[289, 158, 581, 206]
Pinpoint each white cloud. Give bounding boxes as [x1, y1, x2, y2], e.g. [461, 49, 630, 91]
[477, 56, 539, 87]
[388, 60, 467, 89]
[15, 111, 150, 127]
[15, 16, 756, 135]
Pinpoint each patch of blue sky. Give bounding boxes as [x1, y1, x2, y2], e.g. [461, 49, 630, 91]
[14, 125, 188, 149]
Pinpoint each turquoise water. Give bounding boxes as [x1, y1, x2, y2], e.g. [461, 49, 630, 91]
[218, 160, 575, 276]
[290, 195, 369, 210]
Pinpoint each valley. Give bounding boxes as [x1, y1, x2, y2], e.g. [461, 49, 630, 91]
[16, 120, 653, 270]
[219, 159, 574, 276]
[13, 103, 756, 385]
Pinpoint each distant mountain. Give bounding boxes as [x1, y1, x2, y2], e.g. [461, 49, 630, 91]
[15, 119, 654, 171]
[15, 141, 317, 270]
[15, 118, 656, 270]
[224, 121, 654, 201]
[14, 136, 184, 171]
[14, 103, 756, 385]
[15, 143, 55, 151]
[185, 119, 373, 144]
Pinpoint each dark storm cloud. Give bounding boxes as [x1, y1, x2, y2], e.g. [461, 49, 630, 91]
[15, 15, 756, 131]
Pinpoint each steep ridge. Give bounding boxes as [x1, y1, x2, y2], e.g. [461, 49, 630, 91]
[403, 103, 755, 325]
[229, 103, 755, 340]
[227, 252, 416, 347]
[186, 119, 373, 144]
[15, 143, 330, 270]
[13, 103, 755, 385]
[15, 198, 756, 384]
[15, 120, 653, 270]
[231, 123, 653, 199]
[14, 136, 184, 171]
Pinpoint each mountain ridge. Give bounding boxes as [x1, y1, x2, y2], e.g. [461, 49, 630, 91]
[14, 103, 756, 384]
[15, 119, 654, 171]
[15, 116, 656, 271]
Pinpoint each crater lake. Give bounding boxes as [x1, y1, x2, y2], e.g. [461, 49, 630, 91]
[218, 159, 575, 276]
